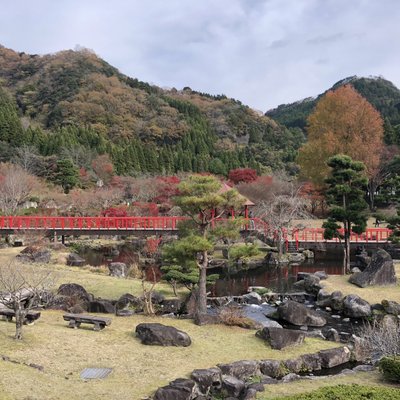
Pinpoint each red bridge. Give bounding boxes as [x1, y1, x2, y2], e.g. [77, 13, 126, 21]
[0, 216, 392, 246]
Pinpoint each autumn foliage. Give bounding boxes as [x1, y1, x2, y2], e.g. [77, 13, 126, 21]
[297, 85, 384, 186]
[228, 168, 257, 184]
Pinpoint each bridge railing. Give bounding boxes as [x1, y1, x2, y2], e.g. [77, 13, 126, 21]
[0, 216, 188, 230]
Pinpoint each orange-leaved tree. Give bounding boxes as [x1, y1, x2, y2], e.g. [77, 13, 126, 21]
[297, 85, 384, 208]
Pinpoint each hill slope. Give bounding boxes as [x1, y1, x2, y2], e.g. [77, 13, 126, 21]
[0, 45, 304, 176]
[266, 76, 400, 144]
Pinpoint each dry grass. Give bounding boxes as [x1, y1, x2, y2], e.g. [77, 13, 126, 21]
[0, 311, 338, 400]
[321, 263, 400, 304]
[292, 217, 389, 230]
[257, 370, 400, 399]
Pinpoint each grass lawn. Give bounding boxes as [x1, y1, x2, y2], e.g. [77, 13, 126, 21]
[321, 263, 400, 304]
[0, 247, 340, 400]
[257, 370, 400, 399]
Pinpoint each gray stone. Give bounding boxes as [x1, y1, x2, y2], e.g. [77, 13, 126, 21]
[289, 253, 306, 263]
[256, 327, 305, 350]
[260, 375, 278, 384]
[247, 382, 265, 392]
[304, 275, 322, 295]
[315, 271, 328, 280]
[57, 283, 91, 304]
[284, 358, 303, 373]
[221, 376, 245, 398]
[330, 291, 344, 311]
[278, 300, 326, 327]
[108, 262, 127, 278]
[318, 347, 351, 368]
[353, 365, 375, 372]
[243, 291, 262, 305]
[135, 323, 191, 347]
[349, 335, 369, 362]
[159, 299, 183, 314]
[18, 246, 51, 263]
[66, 253, 85, 266]
[281, 373, 301, 383]
[259, 359, 283, 378]
[342, 294, 371, 318]
[153, 378, 196, 400]
[115, 293, 143, 312]
[300, 353, 322, 371]
[325, 328, 340, 342]
[243, 388, 258, 400]
[88, 299, 115, 314]
[217, 360, 260, 380]
[191, 368, 221, 394]
[349, 249, 397, 287]
[316, 289, 331, 307]
[303, 250, 314, 259]
[381, 300, 400, 315]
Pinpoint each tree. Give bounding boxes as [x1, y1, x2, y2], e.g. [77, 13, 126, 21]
[298, 85, 384, 199]
[0, 163, 38, 215]
[0, 259, 58, 340]
[322, 155, 368, 274]
[257, 183, 311, 257]
[228, 168, 257, 184]
[53, 158, 79, 193]
[164, 175, 244, 323]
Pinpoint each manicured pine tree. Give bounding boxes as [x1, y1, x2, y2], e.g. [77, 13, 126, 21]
[322, 154, 368, 274]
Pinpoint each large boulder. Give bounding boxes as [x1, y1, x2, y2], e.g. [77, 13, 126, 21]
[57, 283, 91, 302]
[108, 262, 127, 278]
[256, 327, 305, 350]
[349, 249, 397, 287]
[115, 293, 143, 312]
[278, 300, 326, 327]
[153, 378, 196, 400]
[381, 300, 400, 315]
[66, 253, 85, 266]
[191, 368, 222, 395]
[158, 299, 183, 314]
[259, 359, 283, 378]
[88, 299, 116, 314]
[303, 274, 322, 295]
[342, 294, 371, 318]
[17, 246, 51, 263]
[135, 323, 191, 347]
[221, 376, 245, 399]
[217, 360, 260, 380]
[318, 347, 351, 368]
[243, 291, 262, 305]
[330, 291, 344, 311]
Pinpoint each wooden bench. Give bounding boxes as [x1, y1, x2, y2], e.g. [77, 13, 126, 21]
[63, 313, 112, 331]
[0, 309, 41, 325]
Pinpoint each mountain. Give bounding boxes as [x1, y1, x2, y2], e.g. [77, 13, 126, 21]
[0, 45, 304, 176]
[266, 76, 400, 144]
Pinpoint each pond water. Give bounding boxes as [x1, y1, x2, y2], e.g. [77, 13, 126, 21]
[77, 243, 348, 297]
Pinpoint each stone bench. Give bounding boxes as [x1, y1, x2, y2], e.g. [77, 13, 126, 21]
[63, 313, 112, 331]
[0, 309, 41, 325]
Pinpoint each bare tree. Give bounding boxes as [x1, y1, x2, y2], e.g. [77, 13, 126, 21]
[256, 183, 311, 256]
[0, 163, 38, 215]
[13, 146, 45, 175]
[0, 259, 59, 340]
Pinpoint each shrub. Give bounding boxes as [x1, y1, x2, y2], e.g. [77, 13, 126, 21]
[379, 356, 400, 383]
[274, 384, 400, 399]
[217, 305, 258, 329]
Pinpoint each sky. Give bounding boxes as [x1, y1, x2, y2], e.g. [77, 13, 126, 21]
[1, 0, 400, 111]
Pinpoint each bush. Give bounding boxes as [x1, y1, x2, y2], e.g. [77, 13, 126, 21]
[274, 384, 400, 399]
[217, 305, 258, 329]
[379, 356, 400, 383]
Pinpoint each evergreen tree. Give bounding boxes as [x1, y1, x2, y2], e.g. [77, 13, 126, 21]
[322, 155, 369, 273]
[53, 158, 79, 193]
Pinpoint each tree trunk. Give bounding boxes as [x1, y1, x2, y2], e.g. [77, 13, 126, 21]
[15, 307, 24, 340]
[343, 222, 351, 274]
[196, 251, 208, 323]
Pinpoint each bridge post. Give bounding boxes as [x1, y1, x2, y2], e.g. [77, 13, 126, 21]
[61, 235, 65, 245]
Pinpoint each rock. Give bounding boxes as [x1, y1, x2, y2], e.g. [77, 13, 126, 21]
[381, 300, 400, 315]
[297, 272, 311, 281]
[88, 299, 115, 314]
[150, 291, 165, 304]
[325, 328, 340, 342]
[318, 347, 351, 368]
[315, 271, 328, 280]
[349, 249, 397, 287]
[243, 291, 262, 305]
[330, 291, 344, 311]
[342, 294, 371, 318]
[57, 283, 91, 302]
[115, 293, 143, 312]
[247, 382, 264, 392]
[316, 289, 331, 307]
[221, 376, 245, 398]
[289, 253, 306, 263]
[135, 323, 191, 347]
[284, 357, 303, 373]
[191, 368, 221, 394]
[281, 373, 301, 383]
[304, 275, 322, 295]
[355, 251, 371, 270]
[153, 378, 196, 400]
[303, 250, 314, 259]
[108, 262, 127, 278]
[217, 360, 260, 380]
[259, 359, 283, 378]
[300, 353, 322, 371]
[243, 388, 258, 399]
[17, 246, 51, 263]
[278, 300, 326, 327]
[66, 253, 85, 266]
[256, 327, 305, 350]
[351, 267, 362, 274]
[349, 335, 369, 362]
[292, 280, 306, 291]
[116, 309, 135, 317]
[382, 314, 399, 331]
[158, 299, 183, 314]
[261, 375, 278, 384]
[353, 365, 375, 372]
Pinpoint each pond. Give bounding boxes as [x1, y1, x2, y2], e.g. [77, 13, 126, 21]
[77, 243, 348, 297]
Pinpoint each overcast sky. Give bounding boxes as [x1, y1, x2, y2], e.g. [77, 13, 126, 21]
[1, 0, 400, 111]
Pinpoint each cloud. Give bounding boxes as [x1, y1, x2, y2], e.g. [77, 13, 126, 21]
[0, 0, 400, 110]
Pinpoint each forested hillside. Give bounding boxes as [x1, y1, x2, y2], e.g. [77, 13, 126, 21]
[266, 76, 400, 144]
[0, 45, 304, 178]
